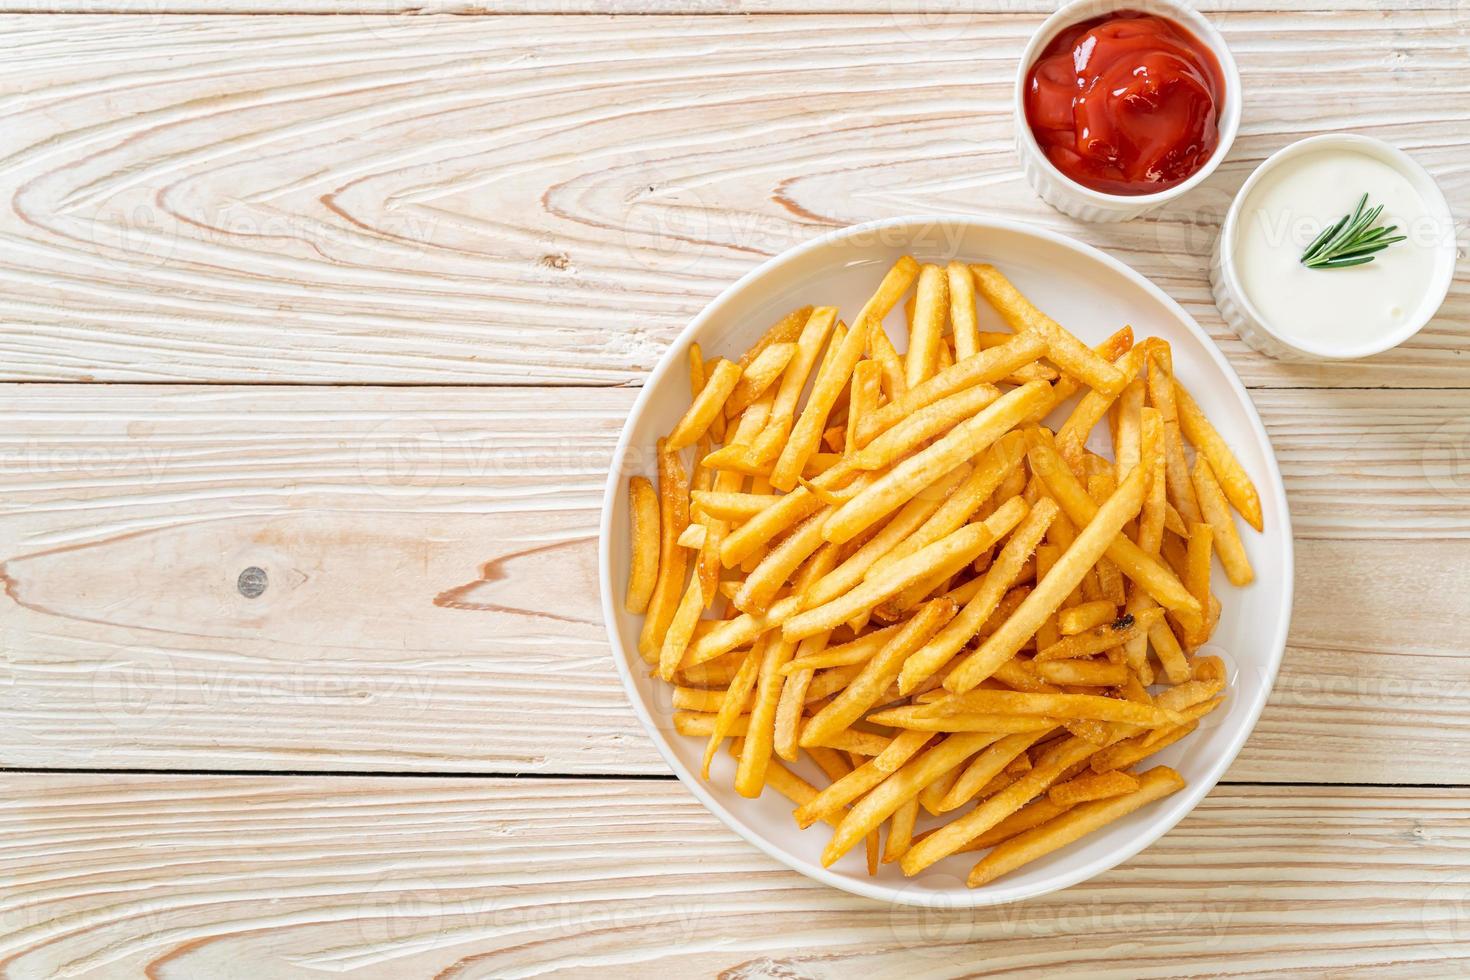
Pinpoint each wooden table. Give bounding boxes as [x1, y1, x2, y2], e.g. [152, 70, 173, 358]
[0, 1, 1466, 975]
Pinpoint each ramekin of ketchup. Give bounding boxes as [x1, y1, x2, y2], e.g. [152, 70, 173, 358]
[1013, 0, 1240, 222]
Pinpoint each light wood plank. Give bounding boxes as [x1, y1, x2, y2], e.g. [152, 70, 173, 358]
[0, 775, 1467, 977]
[1, 384, 1467, 781]
[0, 1, 1460, 14]
[0, 12, 1463, 385]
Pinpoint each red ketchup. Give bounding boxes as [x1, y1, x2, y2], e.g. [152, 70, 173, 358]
[1024, 11, 1226, 196]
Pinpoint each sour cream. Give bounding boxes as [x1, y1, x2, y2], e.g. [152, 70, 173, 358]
[1217, 136, 1454, 359]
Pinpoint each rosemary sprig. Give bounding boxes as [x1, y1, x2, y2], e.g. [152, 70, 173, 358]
[1300, 193, 1407, 270]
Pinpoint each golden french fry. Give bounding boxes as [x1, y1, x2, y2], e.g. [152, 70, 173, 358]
[1173, 379, 1263, 532]
[735, 633, 800, 797]
[847, 359, 883, 452]
[900, 736, 1099, 875]
[725, 342, 796, 419]
[937, 731, 1050, 812]
[1147, 353, 1203, 525]
[668, 358, 741, 451]
[639, 440, 691, 661]
[1055, 342, 1151, 466]
[823, 732, 998, 866]
[971, 264, 1127, 396]
[966, 796, 1075, 850]
[968, 766, 1185, 885]
[945, 465, 1148, 693]
[906, 264, 949, 387]
[1036, 606, 1163, 661]
[918, 690, 1182, 728]
[1138, 406, 1166, 553]
[701, 645, 761, 779]
[867, 319, 908, 401]
[1183, 521, 1214, 648]
[800, 598, 958, 748]
[824, 381, 1051, 544]
[794, 729, 933, 828]
[689, 490, 782, 522]
[857, 333, 1048, 447]
[868, 433, 1027, 580]
[948, 259, 981, 361]
[783, 520, 1005, 641]
[805, 464, 971, 610]
[899, 497, 1057, 694]
[734, 512, 828, 614]
[658, 575, 706, 680]
[1192, 456, 1254, 587]
[865, 707, 1060, 733]
[1111, 378, 1145, 485]
[1034, 658, 1128, 687]
[1058, 599, 1117, 636]
[1026, 434, 1201, 615]
[852, 383, 1001, 471]
[884, 797, 920, 863]
[625, 476, 660, 614]
[772, 261, 918, 489]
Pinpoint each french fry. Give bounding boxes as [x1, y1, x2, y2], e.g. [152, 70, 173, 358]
[906, 264, 949, 387]
[937, 730, 1050, 812]
[852, 383, 1001, 471]
[855, 333, 1048, 447]
[638, 440, 691, 661]
[901, 736, 1100, 875]
[794, 729, 933, 828]
[971, 264, 1127, 396]
[1192, 457, 1255, 586]
[865, 707, 1060, 733]
[1173, 379, 1263, 532]
[1035, 606, 1163, 661]
[800, 598, 957, 748]
[868, 433, 1028, 580]
[1026, 433, 1200, 615]
[1112, 378, 1144, 486]
[668, 358, 741, 451]
[659, 574, 707, 680]
[772, 260, 918, 490]
[1147, 353, 1203, 525]
[701, 645, 761, 779]
[847, 359, 883, 452]
[1034, 658, 1128, 687]
[917, 690, 1182, 728]
[755, 307, 839, 456]
[823, 732, 998, 865]
[689, 491, 783, 522]
[810, 465, 972, 607]
[780, 623, 901, 675]
[1183, 521, 1214, 648]
[968, 766, 1185, 886]
[898, 498, 1057, 694]
[783, 520, 1006, 641]
[948, 259, 981, 361]
[1055, 342, 1151, 466]
[884, 797, 920, 863]
[945, 465, 1147, 693]
[824, 380, 1051, 544]
[734, 511, 828, 614]
[867, 319, 908, 401]
[725, 342, 796, 419]
[625, 476, 660, 614]
[1058, 599, 1118, 636]
[966, 797, 1075, 850]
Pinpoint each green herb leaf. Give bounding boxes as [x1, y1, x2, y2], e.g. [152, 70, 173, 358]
[1301, 193, 1407, 270]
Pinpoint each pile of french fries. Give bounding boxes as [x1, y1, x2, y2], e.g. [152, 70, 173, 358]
[625, 256, 1263, 887]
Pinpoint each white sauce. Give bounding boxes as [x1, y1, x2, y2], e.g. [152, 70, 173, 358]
[1232, 149, 1437, 352]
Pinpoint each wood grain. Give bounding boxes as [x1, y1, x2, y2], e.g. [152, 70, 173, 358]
[0, 774, 1465, 977]
[0, 12, 1463, 386]
[1, 384, 1466, 780]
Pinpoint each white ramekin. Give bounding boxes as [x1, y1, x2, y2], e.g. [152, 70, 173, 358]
[1211, 133, 1457, 360]
[1014, 0, 1242, 223]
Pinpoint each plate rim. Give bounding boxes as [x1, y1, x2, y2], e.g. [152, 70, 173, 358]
[597, 214, 1295, 908]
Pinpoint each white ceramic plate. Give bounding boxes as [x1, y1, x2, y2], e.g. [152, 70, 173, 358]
[599, 215, 1293, 908]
